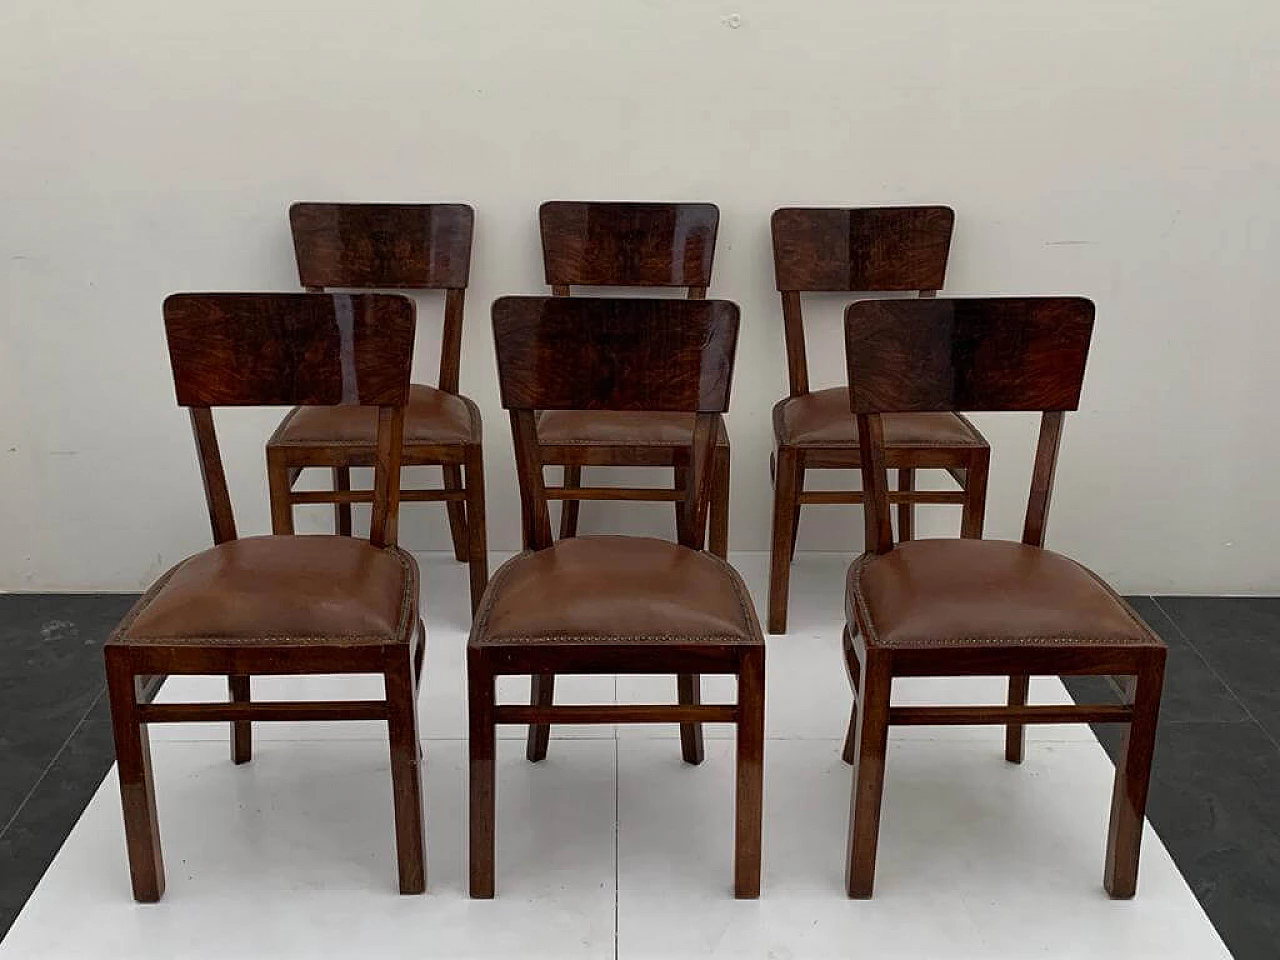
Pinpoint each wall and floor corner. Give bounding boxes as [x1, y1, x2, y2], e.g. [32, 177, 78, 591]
[2, 1, 1278, 594]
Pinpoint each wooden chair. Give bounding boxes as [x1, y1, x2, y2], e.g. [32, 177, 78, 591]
[105, 293, 426, 901]
[469, 296, 764, 898]
[767, 206, 991, 634]
[266, 203, 487, 614]
[840, 296, 1166, 899]
[536, 201, 731, 558]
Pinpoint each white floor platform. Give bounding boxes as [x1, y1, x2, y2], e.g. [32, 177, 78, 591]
[1, 552, 1230, 959]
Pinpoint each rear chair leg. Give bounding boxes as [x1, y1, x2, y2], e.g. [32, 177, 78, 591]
[332, 466, 353, 536]
[709, 445, 730, 560]
[229, 675, 251, 764]
[559, 465, 582, 539]
[526, 674, 554, 762]
[464, 447, 489, 615]
[896, 468, 915, 542]
[106, 656, 165, 902]
[678, 674, 705, 765]
[443, 464, 470, 562]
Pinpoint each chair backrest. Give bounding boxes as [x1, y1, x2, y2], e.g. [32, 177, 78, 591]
[288, 202, 473, 393]
[492, 295, 739, 551]
[164, 292, 416, 549]
[844, 296, 1094, 554]
[771, 205, 954, 396]
[539, 201, 719, 297]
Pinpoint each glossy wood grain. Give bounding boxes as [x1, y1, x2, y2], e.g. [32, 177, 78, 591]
[165, 293, 415, 408]
[540, 201, 718, 289]
[290, 202, 473, 290]
[493, 296, 738, 413]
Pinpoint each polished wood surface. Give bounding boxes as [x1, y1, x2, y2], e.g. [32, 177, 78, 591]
[766, 206, 987, 633]
[106, 293, 426, 901]
[269, 203, 488, 613]
[470, 294, 763, 899]
[841, 296, 1165, 900]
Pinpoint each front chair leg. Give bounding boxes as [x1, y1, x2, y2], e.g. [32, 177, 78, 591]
[526, 673, 554, 762]
[1104, 653, 1165, 898]
[767, 447, 801, 634]
[846, 652, 892, 899]
[106, 657, 165, 902]
[677, 674, 705, 765]
[385, 653, 426, 894]
[734, 649, 765, 898]
[229, 674, 251, 764]
[468, 651, 497, 898]
[1005, 675, 1030, 763]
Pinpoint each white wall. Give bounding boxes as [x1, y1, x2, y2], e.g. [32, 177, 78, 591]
[2, 0, 1277, 593]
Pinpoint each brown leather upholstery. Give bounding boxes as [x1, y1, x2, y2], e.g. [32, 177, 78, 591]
[471, 536, 760, 645]
[115, 535, 417, 645]
[774, 387, 983, 448]
[847, 539, 1162, 649]
[270, 383, 479, 448]
[536, 410, 729, 447]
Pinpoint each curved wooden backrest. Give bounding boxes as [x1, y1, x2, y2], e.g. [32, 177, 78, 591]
[492, 295, 739, 551]
[539, 201, 719, 293]
[289, 203, 474, 291]
[771, 205, 954, 396]
[163, 292, 416, 548]
[843, 296, 1094, 554]
[289, 202, 473, 393]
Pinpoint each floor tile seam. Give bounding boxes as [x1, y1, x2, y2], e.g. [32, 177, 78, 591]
[1150, 597, 1280, 754]
[0, 687, 105, 841]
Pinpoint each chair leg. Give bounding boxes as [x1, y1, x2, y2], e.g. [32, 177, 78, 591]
[845, 652, 892, 899]
[332, 466, 353, 537]
[526, 674, 554, 762]
[385, 653, 426, 894]
[266, 456, 295, 535]
[443, 464, 470, 562]
[105, 656, 165, 902]
[841, 632, 861, 764]
[960, 448, 990, 539]
[896, 469, 915, 542]
[1005, 675, 1030, 763]
[767, 447, 801, 634]
[464, 447, 489, 616]
[1104, 653, 1165, 898]
[228, 675, 251, 765]
[734, 648, 765, 898]
[414, 620, 426, 686]
[677, 674, 705, 765]
[559, 465, 582, 540]
[709, 445, 730, 559]
[468, 650, 497, 898]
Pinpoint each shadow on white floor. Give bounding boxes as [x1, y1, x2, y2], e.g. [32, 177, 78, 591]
[0, 552, 1230, 959]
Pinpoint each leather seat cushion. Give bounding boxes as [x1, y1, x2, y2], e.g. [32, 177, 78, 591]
[536, 410, 728, 447]
[774, 387, 983, 448]
[472, 536, 760, 645]
[116, 536, 417, 644]
[271, 384, 478, 447]
[847, 539, 1162, 649]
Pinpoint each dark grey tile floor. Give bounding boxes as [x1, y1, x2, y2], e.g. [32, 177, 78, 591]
[1, 593, 1277, 958]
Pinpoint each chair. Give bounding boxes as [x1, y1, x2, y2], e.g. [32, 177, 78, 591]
[468, 296, 764, 898]
[840, 296, 1166, 899]
[266, 203, 488, 614]
[105, 293, 426, 901]
[536, 201, 731, 558]
[767, 206, 990, 634]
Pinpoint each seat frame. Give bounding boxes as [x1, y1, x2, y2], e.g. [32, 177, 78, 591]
[469, 295, 764, 899]
[536, 201, 730, 558]
[839, 296, 1166, 900]
[767, 206, 990, 633]
[265, 202, 488, 614]
[106, 293, 427, 901]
